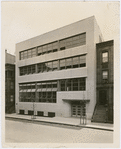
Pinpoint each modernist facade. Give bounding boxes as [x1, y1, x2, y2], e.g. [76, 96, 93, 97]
[16, 16, 104, 119]
[5, 50, 15, 113]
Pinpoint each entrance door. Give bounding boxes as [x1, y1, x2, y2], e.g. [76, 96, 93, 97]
[99, 90, 107, 105]
[72, 105, 82, 117]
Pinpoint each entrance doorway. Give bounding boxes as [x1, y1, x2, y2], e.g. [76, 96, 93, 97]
[72, 104, 82, 117]
[99, 90, 107, 105]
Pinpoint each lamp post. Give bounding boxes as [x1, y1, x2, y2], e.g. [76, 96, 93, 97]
[31, 95, 36, 119]
[80, 90, 86, 125]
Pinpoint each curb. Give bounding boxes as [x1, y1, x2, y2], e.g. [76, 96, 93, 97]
[5, 116, 113, 131]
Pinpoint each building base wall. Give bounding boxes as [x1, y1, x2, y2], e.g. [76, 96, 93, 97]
[16, 91, 95, 120]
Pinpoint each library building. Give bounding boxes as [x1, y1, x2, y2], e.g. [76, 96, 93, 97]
[16, 16, 113, 123]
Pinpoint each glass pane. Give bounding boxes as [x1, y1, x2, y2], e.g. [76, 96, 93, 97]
[24, 51, 27, 59]
[53, 42, 58, 50]
[38, 47, 43, 55]
[73, 79, 78, 91]
[31, 65, 35, 74]
[102, 52, 108, 63]
[27, 84, 31, 90]
[42, 82, 46, 89]
[43, 63, 48, 72]
[47, 62, 53, 71]
[60, 40, 66, 50]
[67, 79, 72, 91]
[61, 80, 66, 91]
[48, 44, 52, 53]
[79, 78, 85, 90]
[20, 67, 23, 76]
[37, 63, 43, 73]
[66, 38, 72, 47]
[21, 52, 24, 60]
[42, 45, 47, 54]
[60, 59, 65, 70]
[53, 61, 58, 71]
[31, 83, 35, 89]
[28, 50, 32, 58]
[28, 66, 31, 74]
[73, 57, 79, 68]
[103, 71, 108, 79]
[46, 82, 52, 90]
[80, 55, 86, 67]
[24, 67, 27, 75]
[31, 48, 36, 57]
[66, 58, 72, 69]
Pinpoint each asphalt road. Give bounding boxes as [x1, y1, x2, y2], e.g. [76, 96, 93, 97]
[5, 120, 113, 143]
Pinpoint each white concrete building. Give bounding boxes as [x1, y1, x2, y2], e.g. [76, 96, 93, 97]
[16, 16, 103, 119]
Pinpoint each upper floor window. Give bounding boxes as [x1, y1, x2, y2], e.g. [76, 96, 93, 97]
[19, 55, 86, 76]
[19, 33, 86, 60]
[10, 82, 14, 89]
[102, 52, 108, 63]
[102, 71, 108, 83]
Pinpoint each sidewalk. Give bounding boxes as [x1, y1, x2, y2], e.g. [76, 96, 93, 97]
[5, 113, 114, 131]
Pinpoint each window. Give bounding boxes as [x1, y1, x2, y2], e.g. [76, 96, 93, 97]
[73, 79, 78, 91]
[20, 65, 36, 76]
[23, 67, 27, 75]
[37, 81, 57, 103]
[31, 65, 36, 74]
[52, 42, 58, 52]
[42, 45, 47, 54]
[102, 71, 108, 82]
[60, 40, 66, 50]
[37, 63, 43, 73]
[19, 55, 86, 76]
[60, 80, 66, 91]
[10, 82, 14, 89]
[66, 79, 72, 91]
[19, 83, 35, 102]
[53, 60, 58, 71]
[79, 55, 86, 67]
[47, 43, 53, 53]
[47, 62, 53, 72]
[72, 35, 80, 46]
[60, 33, 86, 51]
[43, 63, 48, 72]
[10, 95, 14, 102]
[79, 78, 86, 90]
[24, 51, 27, 59]
[31, 48, 36, 57]
[20, 33, 86, 60]
[73, 57, 79, 68]
[28, 66, 32, 74]
[60, 78, 86, 91]
[66, 38, 72, 48]
[28, 50, 32, 58]
[38, 47, 43, 55]
[66, 58, 72, 69]
[60, 59, 65, 70]
[20, 52, 24, 60]
[102, 52, 108, 63]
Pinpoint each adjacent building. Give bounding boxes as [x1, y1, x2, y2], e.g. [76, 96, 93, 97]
[5, 50, 15, 113]
[92, 40, 114, 123]
[15, 16, 114, 121]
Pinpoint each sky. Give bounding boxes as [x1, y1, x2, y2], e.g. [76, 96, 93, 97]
[1, 1, 120, 55]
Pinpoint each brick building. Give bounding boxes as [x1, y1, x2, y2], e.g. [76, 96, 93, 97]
[5, 50, 15, 113]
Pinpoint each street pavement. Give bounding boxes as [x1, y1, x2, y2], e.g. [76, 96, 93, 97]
[5, 113, 114, 131]
[5, 119, 113, 143]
